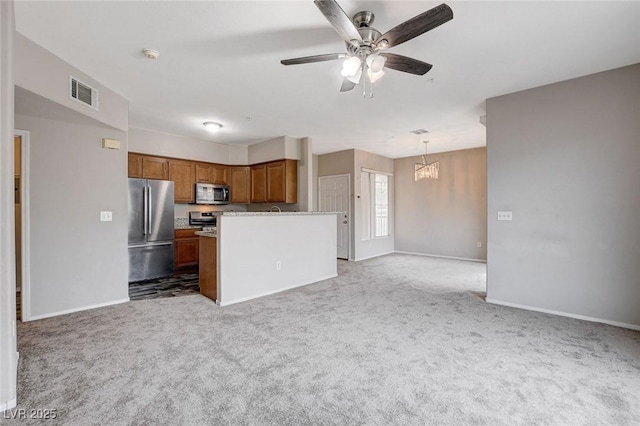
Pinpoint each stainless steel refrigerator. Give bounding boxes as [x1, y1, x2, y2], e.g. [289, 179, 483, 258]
[128, 178, 175, 282]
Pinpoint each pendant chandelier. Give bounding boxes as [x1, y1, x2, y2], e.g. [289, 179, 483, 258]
[414, 141, 439, 181]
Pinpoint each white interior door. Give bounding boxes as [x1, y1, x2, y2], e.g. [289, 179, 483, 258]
[319, 175, 350, 260]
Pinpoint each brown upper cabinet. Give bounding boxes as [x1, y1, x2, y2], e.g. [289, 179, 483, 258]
[212, 164, 229, 185]
[128, 153, 143, 178]
[195, 163, 213, 183]
[128, 153, 170, 180]
[128, 153, 297, 204]
[230, 166, 250, 204]
[169, 160, 195, 203]
[196, 163, 228, 185]
[127, 153, 169, 180]
[250, 164, 267, 203]
[142, 156, 170, 180]
[267, 159, 297, 203]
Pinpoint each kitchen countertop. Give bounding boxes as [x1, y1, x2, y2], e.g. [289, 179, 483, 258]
[175, 225, 203, 230]
[219, 211, 344, 216]
[195, 231, 216, 238]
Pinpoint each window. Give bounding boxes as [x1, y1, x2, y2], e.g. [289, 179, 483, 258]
[360, 170, 390, 239]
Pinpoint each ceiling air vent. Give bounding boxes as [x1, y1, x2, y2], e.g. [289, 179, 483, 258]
[69, 76, 99, 110]
[410, 129, 429, 135]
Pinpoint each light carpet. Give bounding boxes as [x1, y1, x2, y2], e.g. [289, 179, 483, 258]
[9, 254, 640, 425]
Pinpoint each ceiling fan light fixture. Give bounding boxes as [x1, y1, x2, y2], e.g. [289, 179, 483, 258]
[203, 122, 223, 133]
[367, 68, 384, 83]
[341, 56, 362, 77]
[347, 67, 363, 84]
[366, 53, 386, 73]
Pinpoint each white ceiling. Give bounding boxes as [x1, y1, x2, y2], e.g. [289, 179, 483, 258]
[13, 1, 640, 158]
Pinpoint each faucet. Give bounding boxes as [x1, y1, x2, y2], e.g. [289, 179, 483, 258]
[270, 206, 282, 213]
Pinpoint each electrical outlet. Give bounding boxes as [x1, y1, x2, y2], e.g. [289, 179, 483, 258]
[100, 211, 112, 222]
[276, 261, 282, 271]
[497, 211, 512, 221]
[477, 242, 482, 248]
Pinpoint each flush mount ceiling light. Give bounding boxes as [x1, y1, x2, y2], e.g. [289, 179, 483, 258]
[203, 122, 223, 133]
[142, 48, 159, 60]
[415, 141, 439, 181]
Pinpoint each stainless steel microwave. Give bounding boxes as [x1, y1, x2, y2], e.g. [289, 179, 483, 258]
[195, 183, 230, 205]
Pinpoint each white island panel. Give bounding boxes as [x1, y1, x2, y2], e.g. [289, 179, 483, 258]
[218, 214, 337, 305]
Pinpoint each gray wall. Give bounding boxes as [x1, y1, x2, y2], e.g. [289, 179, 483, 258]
[395, 148, 487, 261]
[0, 0, 17, 409]
[129, 127, 232, 164]
[486, 63, 640, 328]
[16, 88, 129, 319]
[14, 33, 128, 131]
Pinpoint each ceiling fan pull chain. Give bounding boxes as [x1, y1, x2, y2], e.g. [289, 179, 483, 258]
[362, 64, 367, 98]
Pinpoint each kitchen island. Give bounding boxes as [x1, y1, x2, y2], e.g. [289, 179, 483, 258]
[197, 212, 339, 306]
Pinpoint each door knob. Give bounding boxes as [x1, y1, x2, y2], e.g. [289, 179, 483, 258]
[342, 220, 348, 224]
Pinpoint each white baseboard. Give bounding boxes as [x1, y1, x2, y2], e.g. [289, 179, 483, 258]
[353, 251, 394, 262]
[218, 274, 338, 306]
[1, 397, 17, 412]
[25, 298, 130, 322]
[486, 298, 640, 331]
[394, 250, 486, 263]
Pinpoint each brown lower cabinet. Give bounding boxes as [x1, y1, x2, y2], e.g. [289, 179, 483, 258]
[199, 236, 217, 302]
[174, 229, 200, 272]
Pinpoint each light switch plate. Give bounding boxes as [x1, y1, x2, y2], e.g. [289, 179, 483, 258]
[497, 211, 512, 221]
[100, 211, 113, 222]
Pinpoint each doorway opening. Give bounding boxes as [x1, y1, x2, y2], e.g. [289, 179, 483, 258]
[14, 135, 21, 320]
[14, 130, 30, 322]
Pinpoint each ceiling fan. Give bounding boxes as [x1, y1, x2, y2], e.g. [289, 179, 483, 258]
[281, 0, 453, 93]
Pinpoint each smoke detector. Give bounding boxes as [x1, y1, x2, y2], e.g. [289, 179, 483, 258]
[142, 48, 159, 60]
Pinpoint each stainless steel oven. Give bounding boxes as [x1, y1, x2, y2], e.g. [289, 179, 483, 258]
[189, 211, 218, 228]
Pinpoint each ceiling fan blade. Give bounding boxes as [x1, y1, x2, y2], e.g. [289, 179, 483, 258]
[314, 0, 363, 47]
[281, 53, 345, 66]
[380, 53, 432, 75]
[340, 78, 357, 92]
[375, 3, 453, 50]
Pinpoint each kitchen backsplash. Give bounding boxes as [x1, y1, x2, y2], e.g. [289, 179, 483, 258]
[174, 217, 191, 228]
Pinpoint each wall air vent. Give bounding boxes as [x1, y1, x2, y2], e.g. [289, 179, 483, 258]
[69, 76, 99, 110]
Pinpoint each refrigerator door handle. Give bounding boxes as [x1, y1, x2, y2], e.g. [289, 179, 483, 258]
[128, 241, 174, 249]
[143, 185, 149, 235]
[147, 185, 152, 235]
